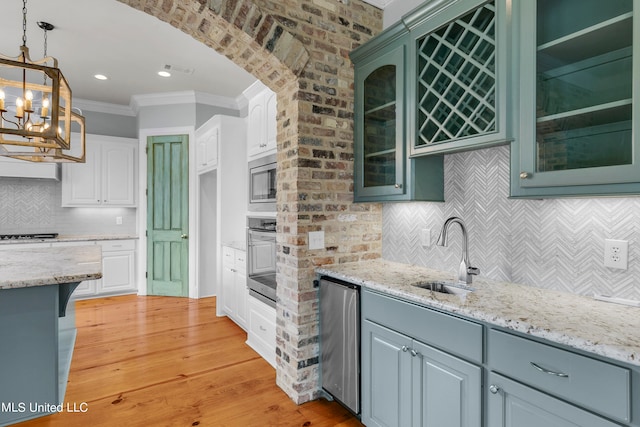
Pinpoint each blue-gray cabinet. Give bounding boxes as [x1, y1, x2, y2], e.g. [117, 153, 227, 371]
[487, 329, 632, 426]
[511, 0, 640, 197]
[351, 22, 444, 202]
[405, 0, 512, 156]
[361, 290, 481, 427]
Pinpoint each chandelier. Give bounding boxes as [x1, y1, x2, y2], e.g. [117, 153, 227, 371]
[0, 0, 85, 163]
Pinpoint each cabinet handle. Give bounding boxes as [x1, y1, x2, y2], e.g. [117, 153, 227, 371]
[489, 384, 500, 394]
[530, 362, 569, 378]
[259, 326, 266, 332]
[401, 345, 409, 352]
[519, 172, 531, 179]
[410, 349, 421, 358]
[394, 183, 402, 189]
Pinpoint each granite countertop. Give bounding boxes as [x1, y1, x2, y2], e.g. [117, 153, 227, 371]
[317, 259, 640, 367]
[0, 234, 138, 245]
[0, 245, 103, 289]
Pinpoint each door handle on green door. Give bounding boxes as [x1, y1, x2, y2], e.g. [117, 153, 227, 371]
[181, 234, 188, 239]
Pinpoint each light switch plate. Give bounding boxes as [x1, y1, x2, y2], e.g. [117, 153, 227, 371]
[420, 228, 431, 247]
[309, 231, 325, 250]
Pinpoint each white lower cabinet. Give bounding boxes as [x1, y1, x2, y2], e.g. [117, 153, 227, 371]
[221, 246, 248, 330]
[246, 295, 276, 368]
[70, 239, 137, 298]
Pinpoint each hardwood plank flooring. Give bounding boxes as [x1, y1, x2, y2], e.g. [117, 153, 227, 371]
[16, 295, 363, 427]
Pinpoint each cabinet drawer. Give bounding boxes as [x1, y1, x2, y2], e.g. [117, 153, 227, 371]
[488, 329, 631, 422]
[249, 305, 276, 345]
[234, 250, 246, 267]
[98, 239, 135, 252]
[362, 289, 483, 363]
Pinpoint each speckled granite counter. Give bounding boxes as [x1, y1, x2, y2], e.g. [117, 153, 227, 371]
[317, 259, 640, 367]
[0, 245, 102, 289]
[0, 234, 137, 245]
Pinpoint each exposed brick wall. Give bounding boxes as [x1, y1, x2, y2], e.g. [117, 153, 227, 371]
[118, 0, 383, 404]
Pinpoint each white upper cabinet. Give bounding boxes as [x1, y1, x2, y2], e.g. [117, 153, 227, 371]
[245, 81, 277, 159]
[62, 134, 137, 207]
[195, 119, 219, 174]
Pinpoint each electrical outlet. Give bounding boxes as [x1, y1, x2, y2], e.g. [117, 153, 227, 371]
[420, 228, 431, 247]
[116, 216, 123, 225]
[604, 239, 628, 270]
[308, 231, 325, 250]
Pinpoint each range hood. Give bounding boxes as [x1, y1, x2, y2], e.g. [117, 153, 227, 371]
[0, 157, 60, 180]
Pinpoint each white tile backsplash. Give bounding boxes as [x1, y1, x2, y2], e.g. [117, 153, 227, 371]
[0, 178, 137, 236]
[383, 145, 640, 300]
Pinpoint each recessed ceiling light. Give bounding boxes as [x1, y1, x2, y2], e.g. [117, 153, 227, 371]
[158, 71, 171, 78]
[94, 74, 108, 80]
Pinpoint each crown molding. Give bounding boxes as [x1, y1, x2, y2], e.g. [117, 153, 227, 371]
[73, 98, 136, 117]
[130, 90, 240, 113]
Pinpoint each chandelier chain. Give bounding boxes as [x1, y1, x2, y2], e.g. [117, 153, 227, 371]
[22, 0, 28, 47]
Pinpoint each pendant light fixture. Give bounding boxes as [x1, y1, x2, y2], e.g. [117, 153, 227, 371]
[0, 0, 85, 163]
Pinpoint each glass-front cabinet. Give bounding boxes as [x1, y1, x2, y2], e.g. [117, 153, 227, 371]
[352, 24, 444, 202]
[512, 0, 640, 197]
[406, 0, 512, 156]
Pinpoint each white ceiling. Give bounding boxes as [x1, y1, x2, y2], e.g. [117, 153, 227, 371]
[0, 0, 393, 111]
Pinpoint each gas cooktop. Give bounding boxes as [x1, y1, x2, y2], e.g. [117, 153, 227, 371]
[0, 233, 59, 240]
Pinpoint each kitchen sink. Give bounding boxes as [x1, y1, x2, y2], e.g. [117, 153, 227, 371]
[413, 280, 475, 296]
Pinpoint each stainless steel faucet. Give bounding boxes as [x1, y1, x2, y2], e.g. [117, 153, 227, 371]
[436, 217, 480, 285]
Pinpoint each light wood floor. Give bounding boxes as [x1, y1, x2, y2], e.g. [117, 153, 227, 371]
[17, 295, 363, 427]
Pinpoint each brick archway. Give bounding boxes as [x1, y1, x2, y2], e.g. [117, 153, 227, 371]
[118, 0, 383, 404]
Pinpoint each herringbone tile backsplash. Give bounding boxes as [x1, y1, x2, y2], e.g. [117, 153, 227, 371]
[0, 178, 137, 236]
[383, 145, 640, 300]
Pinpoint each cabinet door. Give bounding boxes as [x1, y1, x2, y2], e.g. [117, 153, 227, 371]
[102, 143, 136, 206]
[408, 0, 511, 156]
[197, 125, 219, 173]
[247, 96, 266, 157]
[354, 43, 406, 200]
[100, 251, 135, 293]
[265, 90, 277, 151]
[234, 267, 248, 329]
[413, 340, 481, 427]
[62, 141, 101, 206]
[361, 320, 413, 427]
[512, 0, 639, 197]
[487, 373, 621, 427]
[221, 264, 236, 317]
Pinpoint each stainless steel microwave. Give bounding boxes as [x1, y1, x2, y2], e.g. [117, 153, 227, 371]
[248, 153, 277, 212]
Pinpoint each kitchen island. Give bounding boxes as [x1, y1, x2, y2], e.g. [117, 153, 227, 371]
[0, 245, 102, 426]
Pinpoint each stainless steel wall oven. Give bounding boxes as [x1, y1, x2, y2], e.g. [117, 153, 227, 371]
[246, 216, 277, 308]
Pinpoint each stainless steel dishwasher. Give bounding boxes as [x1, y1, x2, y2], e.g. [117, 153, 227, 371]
[318, 277, 360, 415]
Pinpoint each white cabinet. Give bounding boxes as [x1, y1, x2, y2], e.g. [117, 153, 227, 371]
[221, 246, 248, 330]
[245, 82, 277, 159]
[66, 239, 137, 298]
[62, 134, 137, 207]
[246, 295, 276, 368]
[195, 119, 219, 174]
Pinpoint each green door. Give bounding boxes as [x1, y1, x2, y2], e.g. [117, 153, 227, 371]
[146, 135, 189, 297]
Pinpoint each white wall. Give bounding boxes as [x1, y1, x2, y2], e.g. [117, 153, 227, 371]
[383, 0, 426, 28]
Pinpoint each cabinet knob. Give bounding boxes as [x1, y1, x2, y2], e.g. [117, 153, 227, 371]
[401, 345, 409, 352]
[394, 183, 402, 189]
[489, 384, 500, 394]
[410, 349, 421, 357]
[519, 172, 531, 179]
